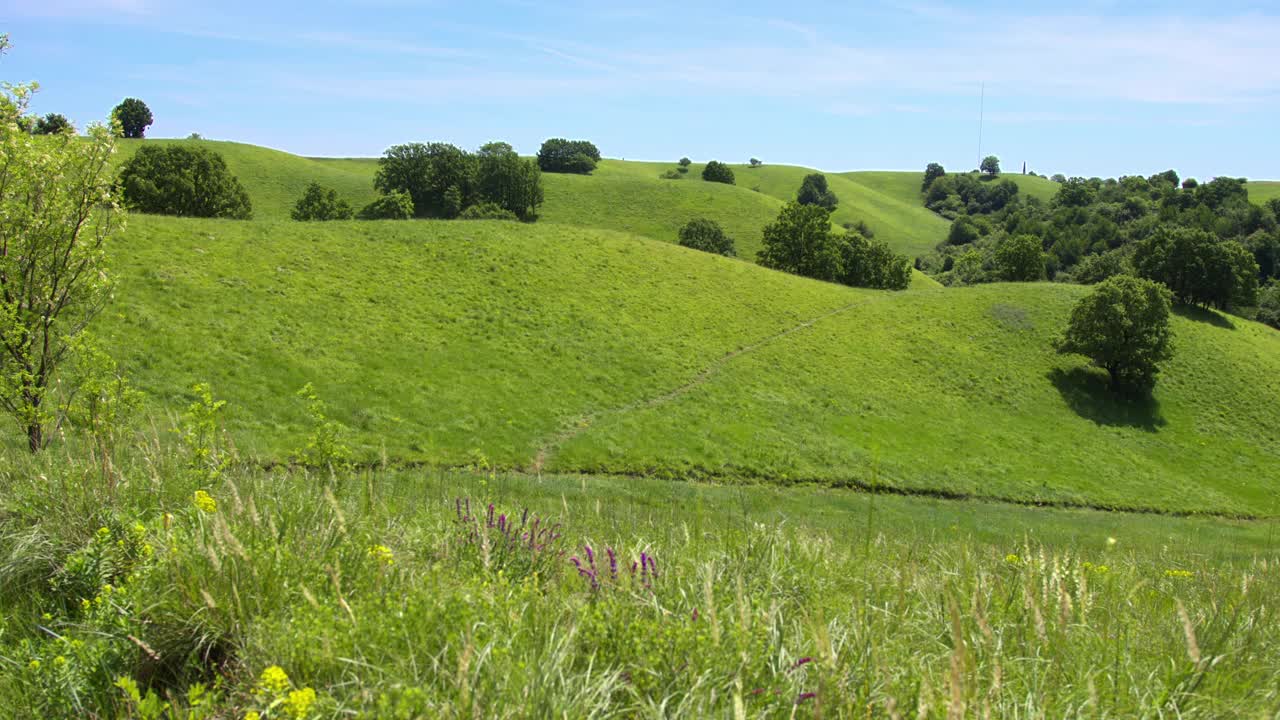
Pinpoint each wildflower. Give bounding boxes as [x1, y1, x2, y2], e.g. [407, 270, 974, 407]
[796, 692, 817, 704]
[41, 613, 52, 622]
[28, 660, 40, 671]
[367, 544, 394, 567]
[1005, 553, 1020, 564]
[1082, 562, 1109, 574]
[284, 687, 317, 719]
[97, 527, 111, 542]
[1165, 569, 1194, 579]
[244, 713, 261, 720]
[258, 665, 291, 695]
[1107, 537, 1117, 546]
[80, 598, 91, 612]
[52, 655, 67, 668]
[789, 657, 814, 672]
[193, 490, 217, 514]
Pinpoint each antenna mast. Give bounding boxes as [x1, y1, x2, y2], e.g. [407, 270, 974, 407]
[977, 81, 985, 169]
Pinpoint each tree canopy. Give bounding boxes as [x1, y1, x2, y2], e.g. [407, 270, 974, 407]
[980, 155, 1001, 177]
[758, 203, 909, 290]
[537, 139, 600, 174]
[1057, 275, 1173, 395]
[678, 218, 736, 257]
[111, 98, 152, 139]
[702, 161, 735, 185]
[118, 145, 252, 219]
[797, 173, 838, 210]
[292, 182, 353, 221]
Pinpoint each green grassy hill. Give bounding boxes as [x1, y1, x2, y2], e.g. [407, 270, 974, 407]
[95, 214, 1280, 517]
[1249, 181, 1280, 205]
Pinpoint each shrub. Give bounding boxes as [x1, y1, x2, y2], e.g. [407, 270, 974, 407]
[291, 182, 353, 221]
[994, 234, 1046, 281]
[459, 202, 517, 220]
[1056, 275, 1173, 395]
[839, 232, 912, 290]
[702, 161, 734, 185]
[357, 191, 414, 220]
[111, 97, 152, 139]
[797, 173, 838, 209]
[677, 218, 735, 256]
[659, 169, 683, 180]
[537, 139, 600, 174]
[1073, 250, 1131, 284]
[948, 217, 980, 245]
[677, 166, 689, 174]
[117, 145, 252, 218]
[1258, 280, 1280, 329]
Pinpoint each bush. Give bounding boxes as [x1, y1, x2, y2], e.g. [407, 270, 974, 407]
[459, 202, 518, 220]
[677, 218, 735, 256]
[994, 234, 1046, 281]
[111, 97, 152, 139]
[702, 161, 734, 185]
[797, 173, 838, 209]
[948, 217, 980, 245]
[1056, 275, 1173, 394]
[1073, 250, 1131, 284]
[117, 145, 252, 218]
[537, 139, 600, 174]
[357, 191, 414, 220]
[291, 182, 353, 221]
[840, 232, 912, 290]
[659, 169, 683, 180]
[677, 166, 689, 174]
[1258, 280, 1280, 329]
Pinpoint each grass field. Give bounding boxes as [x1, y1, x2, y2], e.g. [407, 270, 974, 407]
[1249, 180, 1280, 205]
[88, 214, 1280, 517]
[2, 448, 1278, 717]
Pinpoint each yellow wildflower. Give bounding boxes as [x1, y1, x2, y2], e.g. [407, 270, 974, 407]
[28, 660, 40, 671]
[1165, 569, 1194, 579]
[193, 490, 217, 513]
[284, 687, 317, 719]
[1107, 537, 1117, 546]
[368, 544, 394, 567]
[1004, 553, 1020, 564]
[244, 713, 261, 720]
[258, 665, 291, 695]
[52, 656, 67, 668]
[96, 527, 111, 542]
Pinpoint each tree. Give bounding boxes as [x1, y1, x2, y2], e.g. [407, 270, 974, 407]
[1, 73, 122, 451]
[749, 158, 762, 168]
[994, 234, 1046, 281]
[702, 160, 735, 185]
[839, 231, 912, 290]
[980, 155, 1000, 177]
[1056, 275, 1173, 395]
[118, 145, 252, 218]
[291, 182, 353, 221]
[33, 113, 73, 135]
[757, 203, 842, 281]
[1258, 279, 1280, 330]
[922, 163, 945, 192]
[947, 217, 980, 245]
[678, 157, 691, 168]
[475, 142, 543, 220]
[1132, 226, 1259, 310]
[374, 142, 475, 219]
[111, 97, 152, 139]
[357, 191, 414, 220]
[797, 173, 838, 210]
[537, 138, 600, 174]
[678, 218, 736, 257]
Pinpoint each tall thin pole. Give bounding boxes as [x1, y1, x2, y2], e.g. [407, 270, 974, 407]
[977, 81, 985, 170]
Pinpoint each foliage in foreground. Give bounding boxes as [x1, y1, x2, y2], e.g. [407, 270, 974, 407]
[1, 441, 1277, 718]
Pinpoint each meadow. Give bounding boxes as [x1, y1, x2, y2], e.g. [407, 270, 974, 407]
[2, 442, 1278, 718]
[88, 215, 1280, 517]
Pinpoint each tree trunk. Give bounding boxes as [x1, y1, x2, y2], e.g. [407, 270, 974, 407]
[26, 422, 42, 453]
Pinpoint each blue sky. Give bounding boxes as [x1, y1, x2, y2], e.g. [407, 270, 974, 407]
[4, 0, 1279, 179]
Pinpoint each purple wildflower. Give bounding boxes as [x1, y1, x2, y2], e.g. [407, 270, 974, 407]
[789, 657, 813, 672]
[795, 692, 816, 704]
[607, 547, 618, 580]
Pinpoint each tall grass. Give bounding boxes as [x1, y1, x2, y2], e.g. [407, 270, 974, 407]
[2, 436, 1278, 718]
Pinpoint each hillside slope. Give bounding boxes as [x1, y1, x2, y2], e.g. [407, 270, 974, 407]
[1249, 181, 1280, 205]
[93, 215, 1280, 516]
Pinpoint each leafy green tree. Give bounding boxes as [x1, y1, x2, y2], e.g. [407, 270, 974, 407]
[947, 217, 980, 245]
[476, 142, 543, 220]
[749, 158, 762, 167]
[291, 182, 353, 221]
[678, 218, 736, 257]
[118, 145, 252, 218]
[980, 155, 1000, 177]
[459, 202, 518, 220]
[678, 157, 691, 167]
[797, 173, 838, 209]
[922, 163, 946, 192]
[702, 160, 735, 185]
[1258, 279, 1280, 329]
[357, 191, 414, 220]
[537, 138, 600, 174]
[33, 113, 72, 135]
[111, 97, 152, 139]
[1056, 275, 1173, 394]
[1072, 249, 1130, 284]
[1, 75, 122, 451]
[839, 232, 912, 290]
[374, 142, 475, 219]
[1133, 226, 1259, 309]
[757, 202, 842, 281]
[994, 234, 1046, 281]
[953, 249, 986, 285]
